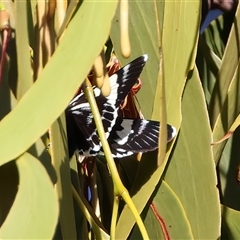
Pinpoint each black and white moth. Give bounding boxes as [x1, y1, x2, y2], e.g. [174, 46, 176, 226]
[66, 55, 176, 158]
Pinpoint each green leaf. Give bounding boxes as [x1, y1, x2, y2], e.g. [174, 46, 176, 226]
[15, 0, 33, 99]
[153, 1, 200, 127]
[222, 205, 240, 239]
[0, 152, 58, 239]
[165, 67, 221, 239]
[111, 1, 201, 123]
[212, 60, 240, 163]
[110, 0, 164, 118]
[50, 115, 77, 239]
[0, 1, 118, 166]
[196, 34, 222, 104]
[218, 127, 240, 210]
[114, 1, 201, 238]
[130, 181, 194, 239]
[130, 205, 166, 240]
[210, 8, 240, 164]
[202, 15, 225, 59]
[209, 6, 240, 127]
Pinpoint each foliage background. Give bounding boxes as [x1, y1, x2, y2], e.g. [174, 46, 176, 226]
[0, 0, 239, 239]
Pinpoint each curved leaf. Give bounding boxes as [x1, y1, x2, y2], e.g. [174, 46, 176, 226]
[0, 1, 118, 166]
[165, 67, 221, 239]
[222, 205, 240, 239]
[111, 0, 163, 118]
[0, 153, 58, 239]
[212, 61, 240, 163]
[218, 127, 240, 210]
[209, 5, 240, 127]
[113, 1, 200, 238]
[130, 181, 194, 239]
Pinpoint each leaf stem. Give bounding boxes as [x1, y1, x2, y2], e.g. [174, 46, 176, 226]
[82, 79, 149, 240]
[110, 186, 119, 240]
[72, 185, 108, 239]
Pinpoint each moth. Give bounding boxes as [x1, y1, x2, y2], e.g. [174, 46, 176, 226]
[66, 55, 176, 158]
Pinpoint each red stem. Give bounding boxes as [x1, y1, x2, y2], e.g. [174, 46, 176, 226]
[0, 28, 10, 85]
[150, 202, 170, 240]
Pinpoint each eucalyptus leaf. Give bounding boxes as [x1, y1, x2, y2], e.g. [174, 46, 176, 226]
[15, 0, 33, 99]
[209, 4, 240, 127]
[218, 127, 240, 210]
[222, 205, 240, 239]
[165, 67, 221, 239]
[114, 1, 201, 238]
[0, 1, 118, 166]
[0, 153, 58, 239]
[130, 181, 194, 239]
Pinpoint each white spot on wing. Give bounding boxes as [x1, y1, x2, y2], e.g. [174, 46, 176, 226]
[115, 120, 134, 145]
[94, 87, 101, 97]
[168, 125, 177, 141]
[118, 136, 129, 145]
[70, 102, 90, 111]
[138, 120, 149, 134]
[108, 74, 119, 101]
[142, 54, 148, 61]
